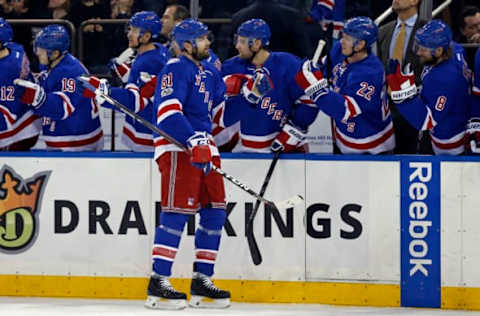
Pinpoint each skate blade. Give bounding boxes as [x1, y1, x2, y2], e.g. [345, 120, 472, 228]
[144, 295, 186, 310]
[189, 295, 230, 309]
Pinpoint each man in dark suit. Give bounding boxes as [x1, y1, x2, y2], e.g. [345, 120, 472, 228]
[228, 0, 312, 59]
[377, 0, 426, 154]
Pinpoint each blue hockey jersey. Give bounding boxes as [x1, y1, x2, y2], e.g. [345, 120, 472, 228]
[0, 42, 41, 148]
[472, 48, 480, 117]
[314, 53, 395, 154]
[35, 53, 103, 151]
[216, 52, 318, 153]
[153, 55, 225, 160]
[206, 49, 222, 72]
[397, 55, 471, 155]
[107, 43, 169, 152]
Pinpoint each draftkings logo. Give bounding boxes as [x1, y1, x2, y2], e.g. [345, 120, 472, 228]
[0, 165, 50, 253]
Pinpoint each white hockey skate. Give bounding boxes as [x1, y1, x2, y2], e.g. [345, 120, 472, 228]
[188, 272, 230, 309]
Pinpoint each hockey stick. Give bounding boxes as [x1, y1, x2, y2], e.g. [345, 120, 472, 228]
[246, 151, 281, 265]
[79, 78, 302, 210]
[312, 39, 326, 67]
[244, 39, 326, 265]
[312, 39, 338, 153]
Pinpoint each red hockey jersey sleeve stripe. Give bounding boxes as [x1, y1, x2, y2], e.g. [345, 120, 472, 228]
[156, 99, 183, 124]
[342, 95, 362, 121]
[54, 92, 75, 120]
[0, 104, 17, 125]
[318, 0, 334, 10]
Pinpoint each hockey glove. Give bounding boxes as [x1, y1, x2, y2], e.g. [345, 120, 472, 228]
[271, 122, 307, 152]
[109, 48, 136, 83]
[33, 70, 48, 85]
[310, 0, 330, 23]
[186, 131, 213, 174]
[466, 118, 480, 154]
[13, 79, 46, 109]
[241, 69, 274, 105]
[139, 72, 157, 100]
[295, 59, 329, 102]
[76, 76, 111, 106]
[224, 73, 250, 97]
[386, 59, 417, 103]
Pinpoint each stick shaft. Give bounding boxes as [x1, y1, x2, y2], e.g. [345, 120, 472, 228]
[99, 93, 276, 206]
[247, 151, 281, 223]
[246, 151, 281, 265]
[312, 39, 326, 66]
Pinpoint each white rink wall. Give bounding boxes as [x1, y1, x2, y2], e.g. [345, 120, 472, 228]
[0, 153, 479, 310]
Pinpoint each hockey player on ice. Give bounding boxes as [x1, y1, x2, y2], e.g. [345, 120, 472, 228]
[214, 18, 319, 153]
[149, 19, 230, 310]
[0, 18, 41, 150]
[296, 16, 395, 154]
[14, 24, 103, 151]
[385, 20, 470, 155]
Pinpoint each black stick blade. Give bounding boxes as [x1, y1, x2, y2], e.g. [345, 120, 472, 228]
[247, 231, 262, 265]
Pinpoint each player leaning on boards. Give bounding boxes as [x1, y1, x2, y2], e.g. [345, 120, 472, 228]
[214, 18, 319, 153]
[468, 47, 480, 153]
[386, 20, 471, 155]
[78, 11, 169, 152]
[14, 25, 103, 151]
[0, 18, 41, 151]
[297, 16, 395, 154]
[148, 19, 230, 309]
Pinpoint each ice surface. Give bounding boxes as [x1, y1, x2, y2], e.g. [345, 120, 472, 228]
[0, 297, 479, 316]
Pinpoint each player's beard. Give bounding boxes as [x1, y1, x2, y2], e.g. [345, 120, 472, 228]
[419, 54, 437, 66]
[245, 47, 258, 64]
[129, 35, 142, 50]
[193, 46, 210, 61]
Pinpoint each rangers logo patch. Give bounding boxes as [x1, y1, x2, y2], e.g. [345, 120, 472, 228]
[161, 88, 173, 97]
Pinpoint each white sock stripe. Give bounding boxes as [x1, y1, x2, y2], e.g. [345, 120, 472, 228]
[159, 224, 183, 237]
[152, 255, 174, 262]
[194, 259, 216, 264]
[153, 244, 178, 251]
[195, 248, 218, 254]
[197, 224, 222, 236]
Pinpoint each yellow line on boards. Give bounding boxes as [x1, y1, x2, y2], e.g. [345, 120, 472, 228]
[3, 275, 480, 310]
[442, 287, 480, 310]
[0, 275, 400, 306]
